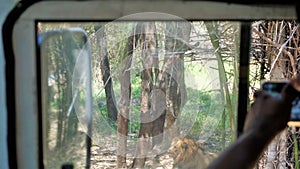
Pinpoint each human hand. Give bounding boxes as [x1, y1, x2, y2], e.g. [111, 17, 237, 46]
[244, 75, 300, 137]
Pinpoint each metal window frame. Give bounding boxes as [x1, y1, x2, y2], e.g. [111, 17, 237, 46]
[2, 1, 297, 169]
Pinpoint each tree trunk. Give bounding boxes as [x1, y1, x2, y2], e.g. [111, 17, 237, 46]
[55, 40, 64, 149]
[63, 36, 78, 143]
[150, 24, 164, 150]
[116, 27, 135, 168]
[205, 21, 236, 142]
[163, 22, 190, 144]
[132, 22, 157, 168]
[132, 68, 153, 168]
[95, 25, 118, 121]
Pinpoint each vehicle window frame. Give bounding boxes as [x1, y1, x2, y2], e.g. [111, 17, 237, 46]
[3, 1, 297, 169]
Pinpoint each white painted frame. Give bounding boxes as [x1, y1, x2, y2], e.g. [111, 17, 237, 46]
[12, 1, 296, 169]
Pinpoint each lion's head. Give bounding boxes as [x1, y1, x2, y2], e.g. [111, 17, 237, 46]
[168, 137, 217, 169]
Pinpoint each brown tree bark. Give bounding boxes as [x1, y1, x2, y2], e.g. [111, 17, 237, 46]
[163, 22, 190, 144]
[132, 22, 157, 168]
[116, 28, 135, 168]
[95, 25, 118, 121]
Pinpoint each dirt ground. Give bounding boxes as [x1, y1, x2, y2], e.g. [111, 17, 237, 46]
[90, 135, 174, 169]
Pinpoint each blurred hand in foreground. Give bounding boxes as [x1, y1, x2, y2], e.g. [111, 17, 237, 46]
[244, 74, 300, 136]
[208, 74, 300, 169]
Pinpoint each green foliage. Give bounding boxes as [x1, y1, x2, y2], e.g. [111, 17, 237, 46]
[185, 88, 212, 136]
[293, 133, 299, 169]
[94, 102, 117, 135]
[129, 121, 140, 137]
[131, 76, 142, 98]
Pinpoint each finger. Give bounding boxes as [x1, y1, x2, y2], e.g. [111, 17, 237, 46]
[249, 102, 257, 116]
[252, 90, 271, 115]
[281, 80, 300, 104]
[290, 74, 300, 91]
[253, 90, 270, 100]
[281, 84, 297, 102]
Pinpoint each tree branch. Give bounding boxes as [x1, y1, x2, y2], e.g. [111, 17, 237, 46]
[252, 26, 298, 76]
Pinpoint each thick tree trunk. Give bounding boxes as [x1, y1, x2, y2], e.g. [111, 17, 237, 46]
[132, 69, 153, 168]
[95, 25, 118, 121]
[116, 29, 135, 168]
[163, 22, 190, 144]
[132, 22, 157, 168]
[151, 55, 165, 148]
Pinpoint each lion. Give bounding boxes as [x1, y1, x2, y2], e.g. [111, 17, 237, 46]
[168, 137, 217, 169]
